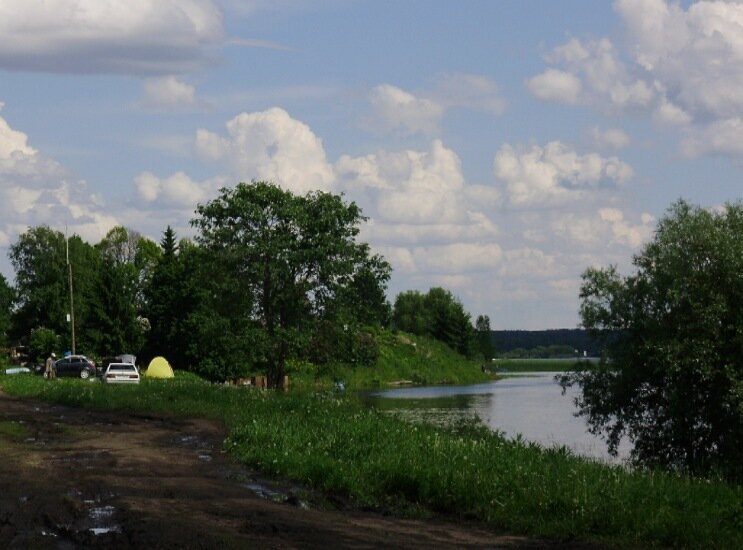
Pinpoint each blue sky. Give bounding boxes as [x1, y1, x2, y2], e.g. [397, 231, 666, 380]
[0, 0, 741, 328]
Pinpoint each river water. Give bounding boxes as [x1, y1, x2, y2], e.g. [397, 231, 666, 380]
[363, 372, 630, 464]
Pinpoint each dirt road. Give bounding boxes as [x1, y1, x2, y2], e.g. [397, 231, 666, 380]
[0, 391, 590, 549]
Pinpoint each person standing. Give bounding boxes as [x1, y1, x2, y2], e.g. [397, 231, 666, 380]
[45, 352, 57, 380]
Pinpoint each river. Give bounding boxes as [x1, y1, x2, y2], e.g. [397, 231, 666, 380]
[363, 372, 630, 463]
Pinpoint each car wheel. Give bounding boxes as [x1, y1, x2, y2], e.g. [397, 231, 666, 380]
[80, 369, 90, 380]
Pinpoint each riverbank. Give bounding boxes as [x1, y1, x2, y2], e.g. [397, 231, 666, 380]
[291, 330, 496, 390]
[491, 358, 593, 373]
[2, 374, 741, 548]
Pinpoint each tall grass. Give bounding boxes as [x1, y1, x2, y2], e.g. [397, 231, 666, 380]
[2, 374, 741, 548]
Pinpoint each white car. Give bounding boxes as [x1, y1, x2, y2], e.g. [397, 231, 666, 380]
[102, 363, 140, 384]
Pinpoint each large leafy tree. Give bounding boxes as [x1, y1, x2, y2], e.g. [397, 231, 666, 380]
[10, 226, 100, 352]
[192, 181, 383, 387]
[0, 274, 13, 347]
[561, 200, 743, 479]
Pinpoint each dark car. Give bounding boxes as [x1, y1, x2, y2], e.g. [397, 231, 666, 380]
[52, 355, 96, 380]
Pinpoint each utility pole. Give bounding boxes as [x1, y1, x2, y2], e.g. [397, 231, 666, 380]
[66, 227, 76, 355]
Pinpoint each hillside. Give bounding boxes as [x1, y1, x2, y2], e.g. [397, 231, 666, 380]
[290, 329, 493, 390]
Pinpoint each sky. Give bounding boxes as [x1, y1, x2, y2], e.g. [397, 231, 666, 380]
[0, 0, 741, 329]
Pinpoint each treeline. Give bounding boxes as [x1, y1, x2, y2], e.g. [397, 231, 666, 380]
[492, 329, 602, 356]
[391, 288, 492, 359]
[1, 181, 488, 385]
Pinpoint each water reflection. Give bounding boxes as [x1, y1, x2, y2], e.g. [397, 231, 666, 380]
[363, 373, 629, 463]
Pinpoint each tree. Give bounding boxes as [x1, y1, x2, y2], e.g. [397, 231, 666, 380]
[97, 225, 160, 312]
[88, 257, 145, 355]
[476, 314, 494, 362]
[392, 291, 428, 335]
[0, 274, 13, 347]
[392, 288, 475, 356]
[192, 181, 382, 387]
[10, 226, 100, 352]
[561, 200, 743, 479]
[29, 327, 60, 364]
[143, 227, 178, 360]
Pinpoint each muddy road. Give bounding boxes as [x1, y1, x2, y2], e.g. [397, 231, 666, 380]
[0, 391, 593, 549]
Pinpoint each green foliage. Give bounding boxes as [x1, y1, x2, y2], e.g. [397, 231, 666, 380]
[392, 288, 475, 356]
[29, 327, 60, 362]
[301, 330, 491, 390]
[0, 273, 13, 347]
[87, 259, 144, 354]
[9, 225, 128, 357]
[500, 344, 581, 359]
[3, 373, 742, 549]
[10, 226, 69, 343]
[562, 200, 743, 480]
[192, 181, 389, 385]
[475, 314, 494, 361]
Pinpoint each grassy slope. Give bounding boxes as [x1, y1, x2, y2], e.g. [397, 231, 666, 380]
[2, 374, 741, 549]
[291, 330, 495, 390]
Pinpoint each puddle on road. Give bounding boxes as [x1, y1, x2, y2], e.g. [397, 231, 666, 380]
[88, 505, 121, 536]
[243, 482, 310, 509]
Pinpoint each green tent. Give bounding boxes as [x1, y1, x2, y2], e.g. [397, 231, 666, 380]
[145, 356, 175, 379]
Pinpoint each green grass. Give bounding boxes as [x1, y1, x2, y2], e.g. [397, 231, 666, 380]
[1, 373, 741, 548]
[291, 331, 495, 390]
[0, 419, 29, 442]
[492, 358, 589, 372]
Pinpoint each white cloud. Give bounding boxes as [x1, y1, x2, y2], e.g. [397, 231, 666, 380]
[589, 127, 631, 149]
[551, 208, 655, 249]
[598, 207, 655, 248]
[384, 242, 503, 275]
[360, 211, 498, 246]
[367, 84, 443, 135]
[338, 140, 466, 224]
[0, 0, 223, 75]
[493, 141, 634, 207]
[135, 171, 223, 207]
[681, 117, 743, 158]
[196, 107, 335, 194]
[431, 73, 506, 114]
[498, 248, 558, 278]
[531, 1, 743, 158]
[615, 0, 743, 119]
[0, 113, 36, 158]
[142, 76, 199, 108]
[526, 69, 582, 104]
[0, 112, 119, 246]
[546, 37, 655, 109]
[653, 98, 693, 126]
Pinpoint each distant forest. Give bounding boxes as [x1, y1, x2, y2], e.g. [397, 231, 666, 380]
[491, 329, 602, 357]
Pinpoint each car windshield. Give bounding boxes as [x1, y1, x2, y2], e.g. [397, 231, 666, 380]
[109, 365, 136, 372]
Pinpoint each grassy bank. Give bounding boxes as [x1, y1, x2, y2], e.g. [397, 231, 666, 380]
[291, 330, 494, 390]
[492, 358, 591, 372]
[2, 374, 741, 548]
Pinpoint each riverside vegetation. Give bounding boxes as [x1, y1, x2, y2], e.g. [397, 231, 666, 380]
[2, 372, 741, 549]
